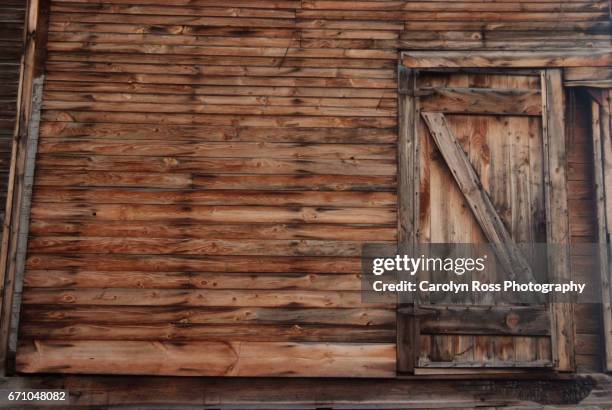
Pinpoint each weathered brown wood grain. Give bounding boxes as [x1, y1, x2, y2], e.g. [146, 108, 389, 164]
[16, 340, 397, 377]
[8, 0, 608, 378]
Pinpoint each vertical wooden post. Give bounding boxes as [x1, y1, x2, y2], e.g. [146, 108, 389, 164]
[397, 64, 420, 374]
[0, 0, 49, 375]
[541, 69, 575, 372]
[592, 90, 612, 371]
[603, 91, 612, 368]
[604, 91, 612, 371]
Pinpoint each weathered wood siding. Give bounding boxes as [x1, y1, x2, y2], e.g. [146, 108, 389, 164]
[0, 1, 25, 225]
[15, 0, 611, 376]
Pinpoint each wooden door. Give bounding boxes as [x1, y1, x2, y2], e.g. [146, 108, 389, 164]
[397, 67, 574, 374]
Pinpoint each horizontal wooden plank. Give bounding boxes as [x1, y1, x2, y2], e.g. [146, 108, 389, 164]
[29, 203, 396, 224]
[0, 373, 603, 407]
[43, 81, 398, 99]
[42, 110, 397, 128]
[46, 23, 397, 41]
[39, 122, 398, 143]
[418, 306, 550, 336]
[22, 288, 392, 308]
[418, 359, 552, 368]
[44, 60, 395, 79]
[33, 188, 397, 207]
[20, 305, 395, 326]
[26, 254, 363, 273]
[402, 50, 612, 68]
[47, 22, 300, 38]
[43, 100, 395, 117]
[47, 34, 301, 50]
[16, 340, 396, 377]
[43, 91, 398, 109]
[301, 1, 607, 12]
[23, 270, 363, 290]
[27, 237, 378, 257]
[50, 4, 298, 19]
[43, 33, 612, 52]
[402, 20, 610, 32]
[20, 322, 395, 343]
[37, 140, 396, 160]
[48, 13, 300, 29]
[50, 1, 302, 9]
[45, 70, 396, 88]
[46, 40, 398, 60]
[35, 155, 397, 176]
[564, 66, 612, 82]
[565, 79, 612, 88]
[298, 10, 607, 22]
[47, 13, 300, 28]
[28, 221, 397, 241]
[50, 0, 605, 6]
[34, 170, 396, 191]
[419, 87, 541, 116]
[45, 51, 397, 69]
[49, 1, 610, 15]
[564, 67, 612, 87]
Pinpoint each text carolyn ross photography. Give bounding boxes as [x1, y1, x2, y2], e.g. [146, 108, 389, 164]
[371, 280, 586, 294]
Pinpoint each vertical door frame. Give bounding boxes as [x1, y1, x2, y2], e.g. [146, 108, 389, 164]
[396, 64, 420, 373]
[396, 50, 603, 373]
[588, 88, 612, 371]
[541, 69, 574, 371]
[0, 0, 49, 376]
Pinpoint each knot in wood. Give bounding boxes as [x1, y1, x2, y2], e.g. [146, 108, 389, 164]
[505, 312, 520, 329]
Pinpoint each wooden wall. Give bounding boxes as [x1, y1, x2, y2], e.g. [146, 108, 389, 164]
[14, 0, 612, 376]
[0, 1, 25, 227]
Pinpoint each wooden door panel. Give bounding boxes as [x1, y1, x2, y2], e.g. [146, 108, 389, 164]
[401, 70, 561, 371]
[421, 111, 536, 284]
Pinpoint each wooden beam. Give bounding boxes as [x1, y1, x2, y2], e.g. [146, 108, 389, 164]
[541, 69, 575, 372]
[602, 90, 612, 290]
[402, 50, 612, 69]
[419, 87, 542, 116]
[19, 322, 395, 343]
[16, 340, 397, 377]
[397, 65, 419, 263]
[591, 90, 612, 371]
[420, 112, 536, 284]
[0, 374, 599, 408]
[418, 359, 553, 368]
[20, 288, 393, 308]
[396, 64, 419, 374]
[564, 80, 612, 88]
[0, 0, 49, 376]
[564, 67, 612, 87]
[20, 305, 396, 327]
[564, 67, 612, 84]
[408, 68, 541, 76]
[419, 306, 550, 336]
[592, 94, 612, 372]
[413, 368, 554, 376]
[7, 78, 43, 369]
